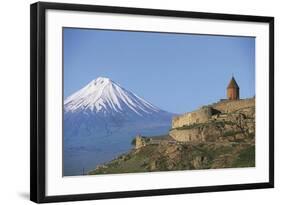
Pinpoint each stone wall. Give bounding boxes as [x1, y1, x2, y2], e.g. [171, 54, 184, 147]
[212, 98, 255, 113]
[169, 124, 225, 143]
[169, 129, 205, 142]
[169, 107, 255, 143]
[172, 98, 255, 130]
[141, 98, 256, 144]
[172, 107, 217, 129]
[135, 136, 177, 148]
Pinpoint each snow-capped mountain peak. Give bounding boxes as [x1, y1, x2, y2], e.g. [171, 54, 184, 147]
[64, 77, 174, 176]
[88, 77, 112, 87]
[64, 77, 163, 116]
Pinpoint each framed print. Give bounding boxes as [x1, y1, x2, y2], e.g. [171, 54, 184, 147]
[30, 2, 274, 203]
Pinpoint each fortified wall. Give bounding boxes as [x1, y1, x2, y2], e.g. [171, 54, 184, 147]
[169, 97, 255, 143]
[135, 135, 176, 149]
[212, 98, 255, 113]
[169, 128, 205, 142]
[172, 106, 219, 129]
[172, 97, 255, 129]
[134, 74, 255, 146]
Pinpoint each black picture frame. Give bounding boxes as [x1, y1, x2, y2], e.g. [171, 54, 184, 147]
[30, 2, 274, 203]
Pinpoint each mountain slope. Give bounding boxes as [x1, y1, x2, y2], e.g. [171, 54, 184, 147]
[89, 142, 255, 175]
[89, 102, 256, 175]
[64, 77, 174, 139]
[65, 77, 163, 117]
[63, 77, 174, 176]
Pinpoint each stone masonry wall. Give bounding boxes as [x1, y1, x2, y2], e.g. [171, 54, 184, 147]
[169, 129, 205, 142]
[172, 107, 213, 129]
[172, 98, 255, 130]
[212, 98, 255, 113]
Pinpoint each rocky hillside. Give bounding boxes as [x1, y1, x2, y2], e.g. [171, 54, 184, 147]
[170, 106, 255, 143]
[89, 141, 254, 175]
[88, 99, 255, 175]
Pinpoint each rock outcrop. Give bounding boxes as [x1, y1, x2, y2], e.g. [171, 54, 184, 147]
[89, 140, 255, 175]
[169, 98, 255, 143]
[88, 98, 255, 175]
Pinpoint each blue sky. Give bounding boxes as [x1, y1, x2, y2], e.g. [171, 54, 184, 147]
[63, 28, 255, 114]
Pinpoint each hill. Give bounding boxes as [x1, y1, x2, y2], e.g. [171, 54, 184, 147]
[89, 98, 255, 175]
[89, 142, 254, 175]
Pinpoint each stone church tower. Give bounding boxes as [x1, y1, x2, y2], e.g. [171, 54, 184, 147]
[227, 76, 240, 100]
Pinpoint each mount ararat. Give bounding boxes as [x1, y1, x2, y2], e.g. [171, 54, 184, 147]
[64, 77, 174, 176]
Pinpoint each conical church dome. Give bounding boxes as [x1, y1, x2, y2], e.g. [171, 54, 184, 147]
[227, 76, 240, 100]
[227, 77, 239, 89]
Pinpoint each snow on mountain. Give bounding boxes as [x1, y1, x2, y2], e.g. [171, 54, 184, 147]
[63, 77, 175, 175]
[64, 77, 163, 116]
